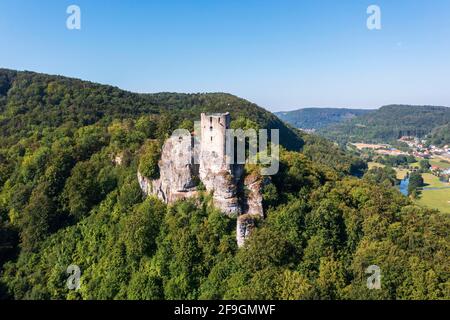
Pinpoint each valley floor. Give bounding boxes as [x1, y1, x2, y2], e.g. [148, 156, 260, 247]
[417, 173, 450, 214]
[368, 160, 450, 214]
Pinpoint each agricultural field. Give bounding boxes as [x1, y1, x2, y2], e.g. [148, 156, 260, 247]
[368, 162, 385, 169]
[416, 173, 450, 214]
[417, 189, 450, 214]
[395, 168, 409, 180]
[430, 158, 450, 169]
[410, 162, 420, 168]
[367, 162, 450, 213]
[422, 173, 448, 188]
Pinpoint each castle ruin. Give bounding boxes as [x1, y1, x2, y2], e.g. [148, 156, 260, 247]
[137, 112, 265, 246]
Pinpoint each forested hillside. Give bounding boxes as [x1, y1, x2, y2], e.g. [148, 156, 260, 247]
[0, 69, 303, 151]
[0, 69, 448, 300]
[275, 108, 371, 130]
[427, 124, 450, 147]
[318, 105, 450, 144]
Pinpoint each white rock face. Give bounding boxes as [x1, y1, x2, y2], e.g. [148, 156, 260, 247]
[137, 171, 152, 196]
[206, 169, 241, 216]
[139, 136, 243, 214]
[235, 172, 267, 247]
[236, 214, 259, 247]
[138, 135, 198, 203]
[244, 172, 265, 217]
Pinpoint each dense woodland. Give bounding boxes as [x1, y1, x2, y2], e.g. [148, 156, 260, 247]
[0, 69, 448, 300]
[318, 105, 450, 145]
[275, 108, 371, 130]
[427, 123, 450, 147]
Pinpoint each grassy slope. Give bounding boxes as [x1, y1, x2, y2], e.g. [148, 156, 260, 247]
[422, 173, 447, 188]
[417, 173, 450, 214]
[430, 158, 450, 169]
[417, 189, 450, 214]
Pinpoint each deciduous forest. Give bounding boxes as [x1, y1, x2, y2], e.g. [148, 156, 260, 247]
[0, 69, 448, 300]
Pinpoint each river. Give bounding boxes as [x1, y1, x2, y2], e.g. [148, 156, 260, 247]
[399, 177, 409, 196]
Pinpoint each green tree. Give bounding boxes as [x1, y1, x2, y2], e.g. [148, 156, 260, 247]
[138, 141, 161, 179]
[408, 172, 424, 197]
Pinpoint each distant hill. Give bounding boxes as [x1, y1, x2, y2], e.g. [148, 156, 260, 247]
[0, 68, 304, 151]
[275, 108, 372, 130]
[318, 105, 450, 144]
[427, 123, 450, 147]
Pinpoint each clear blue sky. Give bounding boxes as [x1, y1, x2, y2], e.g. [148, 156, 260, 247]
[1, 0, 449, 111]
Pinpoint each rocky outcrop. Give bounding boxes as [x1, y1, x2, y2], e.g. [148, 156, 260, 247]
[234, 172, 267, 247]
[243, 172, 265, 218]
[237, 214, 260, 247]
[113, 154, 123, 166]
[140, 129, 244, 216]
[204, 169, 241, 216]
[138, 135, 198, 203]
[137, 171, 152, 196]
[138, 112, 266, 246]
[111, 151, 129, 166]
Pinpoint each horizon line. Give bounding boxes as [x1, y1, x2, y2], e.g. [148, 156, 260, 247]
[2, 66, 447, 113]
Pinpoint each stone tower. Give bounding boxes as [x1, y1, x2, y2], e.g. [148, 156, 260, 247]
[199, 113, 231, 176]
[199, 113, 241, 215]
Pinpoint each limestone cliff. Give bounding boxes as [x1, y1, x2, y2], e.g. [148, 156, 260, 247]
[138, 135, 198, 203]
[236, 214, 259, 247]
[235, 172, 267, 246]
[138, 112, 265, 246]
[137, 135, 246, 216]
[243, 172, 266, 217]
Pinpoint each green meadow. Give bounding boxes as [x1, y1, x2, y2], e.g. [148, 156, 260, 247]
[417, 189, 450, 214]
[417, 173, 450, 214]
[367, 162, 450, 214]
